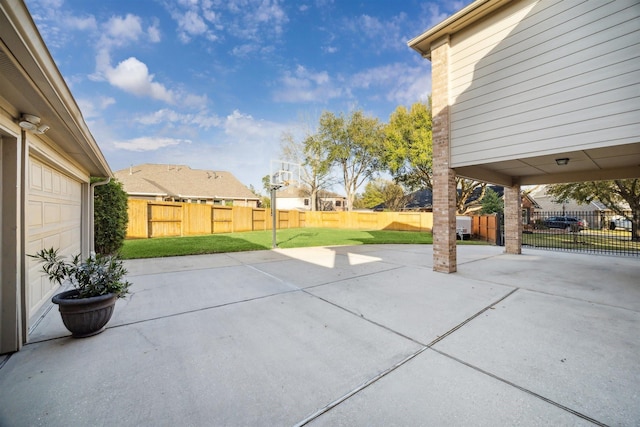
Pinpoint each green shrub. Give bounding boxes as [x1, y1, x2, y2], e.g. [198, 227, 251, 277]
[93, 178, 128, 255]
[480, 188, 504, 214]
[30, 247, 130, 298]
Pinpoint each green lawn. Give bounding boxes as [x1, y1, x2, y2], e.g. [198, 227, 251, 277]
[522, 230, 640, 253]
[120, 228, 486, 259]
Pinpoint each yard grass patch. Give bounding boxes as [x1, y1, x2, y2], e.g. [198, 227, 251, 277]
[522, 231, 640, 253]
[120, 228, 484, 259]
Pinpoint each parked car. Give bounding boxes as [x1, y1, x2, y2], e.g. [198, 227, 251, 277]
[543, 216, 588, 230]
[609, 216, 632, 231]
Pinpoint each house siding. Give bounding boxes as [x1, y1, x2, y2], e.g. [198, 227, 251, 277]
[449, 0, 640, 167]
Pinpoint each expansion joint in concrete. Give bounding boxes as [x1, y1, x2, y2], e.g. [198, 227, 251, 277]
[431, 348, 609, 427]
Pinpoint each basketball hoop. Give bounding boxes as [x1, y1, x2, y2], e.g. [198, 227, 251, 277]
[269, 160, 300, 189]
[269, 160, 301, 249]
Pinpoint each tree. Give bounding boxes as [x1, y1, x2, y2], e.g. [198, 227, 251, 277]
[480, 187, 504, 214]
[360, 179, 406, 210]
[259, 174, 272, 208]
[248, 184, 260, 197]
[384, 101, 433, 189]
[351, 193, 366, 210]
[546, 179, 640, 241]
[93, 178, 128, 255]
[280, 130, 334, 211]
[383, 100, 485, 214]
[318, 110, 385, 211]
[261, 174, 271, 194]
[458, 179, 486, 215]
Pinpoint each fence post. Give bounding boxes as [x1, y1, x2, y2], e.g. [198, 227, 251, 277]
[496, 212, 504, 246]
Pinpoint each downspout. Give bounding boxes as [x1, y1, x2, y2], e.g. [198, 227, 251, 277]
[90, 177, 111, 253]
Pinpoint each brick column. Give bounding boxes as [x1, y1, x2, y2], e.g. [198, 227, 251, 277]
[431, 36, 457, 273]
[504, 184, 522, 254]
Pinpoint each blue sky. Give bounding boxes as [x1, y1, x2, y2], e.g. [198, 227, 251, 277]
[26, 0, 471, 193]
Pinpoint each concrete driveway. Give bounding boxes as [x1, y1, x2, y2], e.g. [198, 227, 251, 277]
[1, 245, 638, 426]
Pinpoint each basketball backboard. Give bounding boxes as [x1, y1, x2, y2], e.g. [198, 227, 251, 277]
[269, 160, 301, 189]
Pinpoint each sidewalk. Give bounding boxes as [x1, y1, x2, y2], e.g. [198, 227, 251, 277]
[1, 245, 638, 426]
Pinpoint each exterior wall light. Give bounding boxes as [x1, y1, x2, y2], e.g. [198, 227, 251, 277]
[18, 114, 50, 134]
[555, 158, 570, 166]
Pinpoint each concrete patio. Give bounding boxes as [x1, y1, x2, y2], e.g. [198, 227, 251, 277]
[1, 245, 638, 426]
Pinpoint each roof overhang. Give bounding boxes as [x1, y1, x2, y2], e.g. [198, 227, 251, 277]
[453, 144, 640, 187]
[0, 1, 111, 177]
[408, 0, 510, 60]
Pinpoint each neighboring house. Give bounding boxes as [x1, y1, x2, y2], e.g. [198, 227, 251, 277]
[397, 186, 539, 223]
[403, 189, 434, 211]
[1, 2, 112, 353]
[409, 0, 640, 272]
[275, 186, 347, 211]
[528, 185, 605, 214]
[527, 185, 631, 228]
[114, 164, 260, 207]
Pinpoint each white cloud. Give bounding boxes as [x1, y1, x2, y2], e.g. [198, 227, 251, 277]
[228, 0, 289, 40]
[87, 13, 200, 107]
[350, 63, 431, 106]
[76, 96, 116, 119]
[147, 20, 161, 43]
[104, 14, 143, 46]
[175, 10, 210, 42]
[359, 15, 385, 35]
[168, 0, 220, 43]
[65, 15, 98, 31]
[104, 57, 175, 103]
[231, 44, 258, 57]
[343, 12, 408, 52]
[273, 65, 342, 103]
[113, 137, 190, 152]
[101, 97, 116, 108]
[88, 13, 171, 103]
[166, 0, 288, 46]
[36, 0, 63, 7]
[137, 109, 220, 129]
[223, 110, 290, 151]
[224, 110, 262, 137]
[182, 93, 209, 109]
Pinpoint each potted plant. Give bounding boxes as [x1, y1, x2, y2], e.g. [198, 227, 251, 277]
[30, 248, 131, 338]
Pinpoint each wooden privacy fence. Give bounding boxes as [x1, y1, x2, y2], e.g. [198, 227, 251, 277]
[126, 199, 433, 239]
[471, 214, 500, 244]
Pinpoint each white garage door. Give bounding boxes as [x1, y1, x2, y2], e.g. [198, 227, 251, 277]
[26, 157, 83, 317]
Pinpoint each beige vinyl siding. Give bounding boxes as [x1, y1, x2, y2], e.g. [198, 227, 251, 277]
[26, 157, 82, 317]
[448, 0, 640, 167]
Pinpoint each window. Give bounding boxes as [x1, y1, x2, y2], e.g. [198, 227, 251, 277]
[335, 200, 342, 207]
[304, 199, 309, 206]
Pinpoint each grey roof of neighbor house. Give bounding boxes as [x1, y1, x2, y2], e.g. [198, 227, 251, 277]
[114, 164, 258, 200]
[527, 185, 628, 212]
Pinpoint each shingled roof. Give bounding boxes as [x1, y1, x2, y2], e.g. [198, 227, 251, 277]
[114, 164, 258, 201]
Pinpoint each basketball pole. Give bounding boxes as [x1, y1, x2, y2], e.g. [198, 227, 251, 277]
[271, 184, 278, 249]
[268, 160, 299, 249]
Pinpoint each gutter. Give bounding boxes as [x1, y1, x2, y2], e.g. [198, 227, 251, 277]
[407, 0, 503, 59]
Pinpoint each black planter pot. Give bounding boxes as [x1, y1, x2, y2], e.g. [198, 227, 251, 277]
[52, 290, 117, 338]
